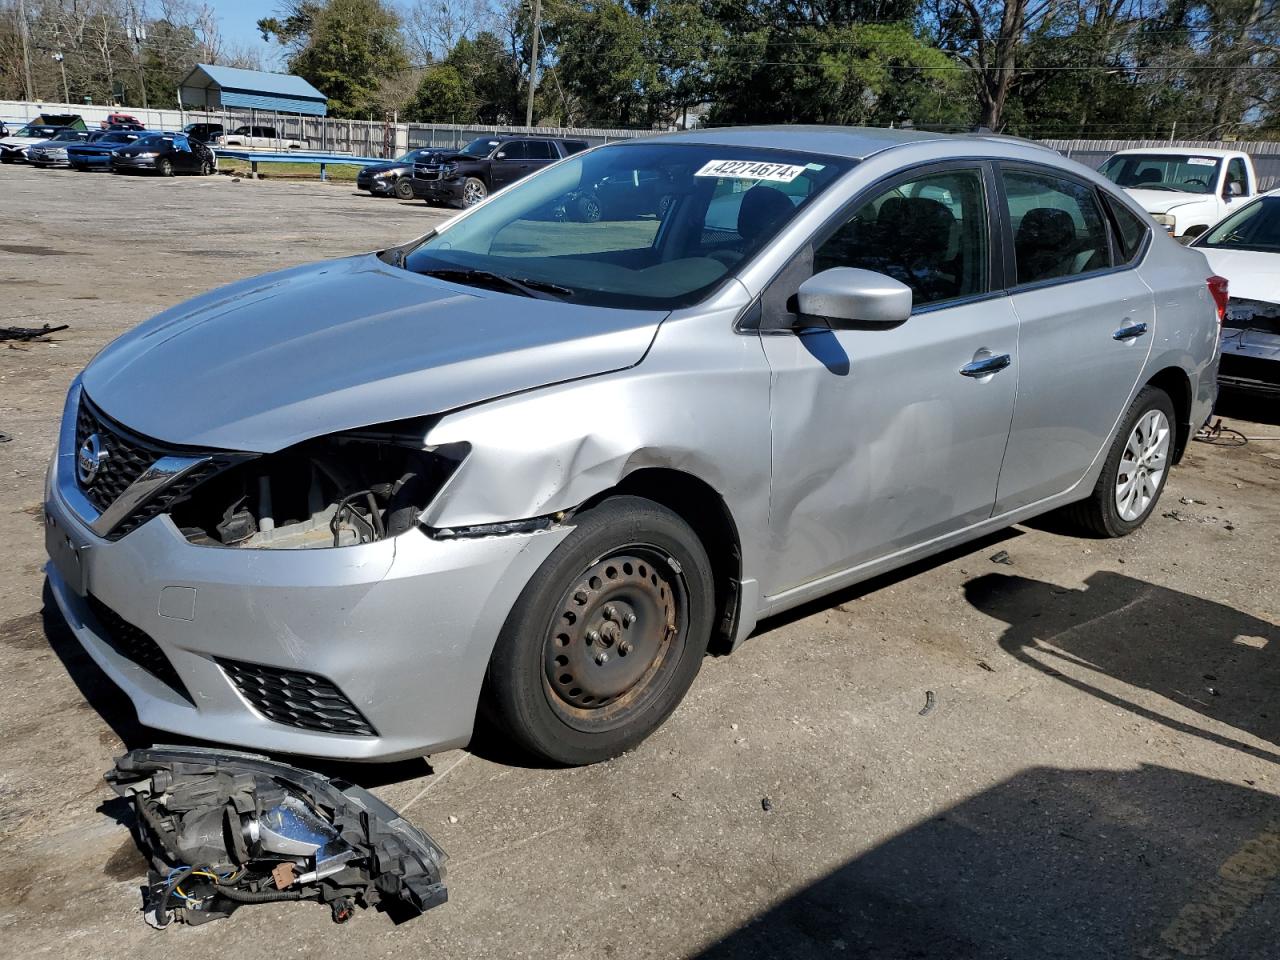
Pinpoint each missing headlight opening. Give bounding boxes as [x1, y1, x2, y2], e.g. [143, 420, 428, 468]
[169, 427, 468, 549]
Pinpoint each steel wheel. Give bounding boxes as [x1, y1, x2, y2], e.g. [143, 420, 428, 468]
[157, 158, 173, 177]
[543, 549, 685, 731]
[462, 177, 487, 206]
[1115, 408, 1170, 521]
[394, 177, 414, 200]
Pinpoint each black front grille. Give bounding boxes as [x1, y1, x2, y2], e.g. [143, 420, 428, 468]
[75, 396, 156, 513]
[87, 595, 192, 702]
[74, 394, 239, 540]
[218, 659, 377, 737]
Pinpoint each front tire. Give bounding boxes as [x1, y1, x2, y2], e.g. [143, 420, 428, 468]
[484, 496, 714, 766]
[394, 177, 414, 200]
[156, 158, 173, 177]
[461, 176, 487, 207]
[1066, 385, 1176, 537]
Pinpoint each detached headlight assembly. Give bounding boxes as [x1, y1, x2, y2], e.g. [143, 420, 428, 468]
[167, 422, 468, 549]
[1151, 213, 1175, 230]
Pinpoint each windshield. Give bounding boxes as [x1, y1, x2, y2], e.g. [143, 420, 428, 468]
[397, 150, 429, 162]
[99, 131, 135, 144]
[16, 125, 57, 138]
[458, 138, 499, 158]
[403, 142, 852, 309]
[1195, 196, 1280, 254]
[1100, 154, 1221, 194]
[133, 134, 166, 148]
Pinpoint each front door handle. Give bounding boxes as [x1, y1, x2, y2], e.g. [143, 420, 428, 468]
[1113, 321, 1148, 341]
[960, 354, 1012, 378]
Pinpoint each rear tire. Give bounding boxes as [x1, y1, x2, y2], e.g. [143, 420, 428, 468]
[484, 496, 714, 766]
[1065, 385, 1176, 537]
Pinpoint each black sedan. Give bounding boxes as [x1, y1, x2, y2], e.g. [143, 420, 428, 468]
[110, 132, 215, 177]
[356, 149, 442, 199]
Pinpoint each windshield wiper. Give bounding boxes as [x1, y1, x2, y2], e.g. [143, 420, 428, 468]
[419, 267, 573, 301]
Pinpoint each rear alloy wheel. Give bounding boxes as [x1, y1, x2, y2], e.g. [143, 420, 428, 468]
[461, 177, 487, 207]
[485, 496, 714, 765]
[156, 158, 173, 177]
[394, 177, 415, 200]
[1066, 385, 1176, 537]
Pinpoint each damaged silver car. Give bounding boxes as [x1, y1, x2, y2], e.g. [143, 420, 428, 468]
[46, 127, 1221, 766]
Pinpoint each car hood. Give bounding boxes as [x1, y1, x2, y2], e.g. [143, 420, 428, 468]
[81, 253, 666, 453]
[69, 141, 125, 153]
[1197, 247, 1280, 304]
[1123, 188, 1215, 214]
[361, 161, 410, 176]
[0, 136, 46, 148]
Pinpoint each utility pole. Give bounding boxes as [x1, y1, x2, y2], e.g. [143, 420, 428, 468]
[53, 53, 69, 104]
[16, 0, 35, 101]
[525, 0, 541, 128]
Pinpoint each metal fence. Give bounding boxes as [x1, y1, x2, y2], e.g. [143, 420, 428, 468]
[4, 99, 1277, 184]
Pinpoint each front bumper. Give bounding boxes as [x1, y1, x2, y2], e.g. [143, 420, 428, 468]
[357, 174, 394, 194]
[29, 152, 69, 166]
[111, 156, 157, 170]
[410, 176, 458, 202]
[45, 382, 569, 760]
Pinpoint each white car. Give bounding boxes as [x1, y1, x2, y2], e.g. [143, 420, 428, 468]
[218, 124, 305, 150]
[1191, 191, 1280, 396]
[1101, 147, 1259, 240]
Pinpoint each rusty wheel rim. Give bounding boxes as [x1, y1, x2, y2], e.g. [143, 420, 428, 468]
[543, 548, 685, 731]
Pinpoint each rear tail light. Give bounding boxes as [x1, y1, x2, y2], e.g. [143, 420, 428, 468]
[1207, 275, 1229, 325]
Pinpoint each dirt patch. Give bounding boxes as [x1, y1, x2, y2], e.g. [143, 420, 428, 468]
[0, 244, 73, 256]
[0, 610, 50, 650]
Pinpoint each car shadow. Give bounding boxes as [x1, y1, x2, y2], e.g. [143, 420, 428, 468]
[696, 763, 1280, 959]
[1213, 388, 1280, 427]
[966, 571, 1280, 762]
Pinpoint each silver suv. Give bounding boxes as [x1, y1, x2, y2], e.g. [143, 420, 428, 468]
[45, 127, 1221, 766]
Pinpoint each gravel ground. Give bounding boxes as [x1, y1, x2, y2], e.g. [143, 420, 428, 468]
[1, 166, 1279, 959]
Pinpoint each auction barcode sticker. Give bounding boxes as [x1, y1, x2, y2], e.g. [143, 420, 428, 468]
[1187, 157, 1217, 166]
[695, 159, 807, 182]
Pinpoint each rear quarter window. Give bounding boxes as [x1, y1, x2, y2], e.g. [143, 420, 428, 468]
[1101, 193, 1150, 263]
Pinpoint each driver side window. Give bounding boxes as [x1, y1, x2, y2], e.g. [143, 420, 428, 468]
[814, 168, 989, 308]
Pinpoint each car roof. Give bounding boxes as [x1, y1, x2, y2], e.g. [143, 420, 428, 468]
[638, 125, 1059, 161]
[1109, 146, 1244, 158]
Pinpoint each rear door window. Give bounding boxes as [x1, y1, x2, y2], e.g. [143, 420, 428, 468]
[526, 140, 556, 160]
[1000, 169, 1113, 285]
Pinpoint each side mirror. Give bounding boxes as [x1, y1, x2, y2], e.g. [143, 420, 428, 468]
[495, 151, 507, 160]
[1224, 181, 1243, 198]
[796, 267, 913, 328]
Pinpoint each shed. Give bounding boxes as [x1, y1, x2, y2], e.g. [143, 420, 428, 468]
[178, 64, 328, 117]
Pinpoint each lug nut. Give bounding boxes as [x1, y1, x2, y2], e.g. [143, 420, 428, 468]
[595, 652, 610, 665]
[603, 605, 617, 621]
[586, 629, 600, 645]
[623, 612, 636, 627]
[618, 640, 633, 656]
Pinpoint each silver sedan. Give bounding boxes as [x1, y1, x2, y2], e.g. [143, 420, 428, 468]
[45, 126, 1221, 765]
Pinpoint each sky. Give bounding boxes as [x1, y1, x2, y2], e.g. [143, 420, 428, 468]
[214, 0, 286, 70]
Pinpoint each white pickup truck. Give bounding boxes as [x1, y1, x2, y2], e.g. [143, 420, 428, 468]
[1099, 147, 1259, 240]
[218, 125, 306, 151]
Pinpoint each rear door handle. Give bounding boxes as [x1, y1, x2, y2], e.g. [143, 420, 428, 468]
[1113, 322, 1148, 341]
[960, 354, 1012, 378]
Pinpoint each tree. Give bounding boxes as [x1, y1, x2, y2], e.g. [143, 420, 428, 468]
[406, 62, 472, 119]
[260, 0, 408, 116]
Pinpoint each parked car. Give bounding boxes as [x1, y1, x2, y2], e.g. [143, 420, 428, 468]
[27, 129, 92, 167]
[1191, 191, 1280, 396]
[67, 129, 148, 171]
[183, 122, 224, 144]
[45, 127, 1220, 768]
[557, 166, 676, 222]
[1100, 147, 1259, 240]
[110, 132, 216, 176]
[101, 112, 142, 129]
[412, 136, 589, 207]
[356, 149, 444, 199]
[219, 125, 305, 150]
[0, 114, 86, 162]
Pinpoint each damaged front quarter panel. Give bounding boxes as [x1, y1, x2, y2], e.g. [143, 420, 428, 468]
[106, 746, 447, 927]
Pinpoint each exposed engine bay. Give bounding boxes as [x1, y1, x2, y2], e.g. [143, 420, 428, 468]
[169, 423, 468, 549]
[1225, 297, 1280, 334]
[106, 747, 448, 927]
